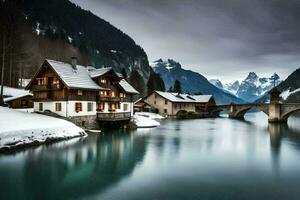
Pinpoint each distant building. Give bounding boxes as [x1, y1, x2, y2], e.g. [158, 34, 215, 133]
[5, 94, 33, 109]
[143, 91, 216, 116]
[134, 98, 155, 113]
[2, 86, 33, 109]
[26, 58, 139, 128]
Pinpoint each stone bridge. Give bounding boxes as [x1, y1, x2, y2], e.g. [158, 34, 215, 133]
[210, 102, 300, 123]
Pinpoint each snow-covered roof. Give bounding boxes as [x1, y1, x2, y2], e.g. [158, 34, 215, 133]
[88, 67, 113, 78]
[1, 86, 32, 103]
[119, 79, 139, 94]
[155, 91, 213, 103]
[46, 59, 101, 90]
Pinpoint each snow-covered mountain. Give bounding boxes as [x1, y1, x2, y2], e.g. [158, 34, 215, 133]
[224, 81, 240, 95]
[210, 72, 281, 102]
[152, 59, 245, 104]
[256, 67, 300, 103]
[209, 79, 224, 89]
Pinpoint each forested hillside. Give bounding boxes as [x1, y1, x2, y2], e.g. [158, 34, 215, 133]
[0, 0, 152, 88]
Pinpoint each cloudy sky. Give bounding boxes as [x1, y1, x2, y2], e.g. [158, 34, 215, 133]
[71, 0, 300, 82]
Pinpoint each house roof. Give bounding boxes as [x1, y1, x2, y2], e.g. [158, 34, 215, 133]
[1, 86, 33, 103]
[26, 59, 139, 95]
[88, 67, 113, 78]
[119, 79, 139, 94]
[154, 91, 213, 103]
[46, 59, 102, 90]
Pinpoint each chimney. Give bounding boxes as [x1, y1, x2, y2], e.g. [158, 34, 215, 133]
[71, 57, 77, 70]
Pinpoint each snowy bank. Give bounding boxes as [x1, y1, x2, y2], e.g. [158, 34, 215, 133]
[135, 112, 165, 120]
[133, 113, 161, 128]
[0, 107, 86, 151]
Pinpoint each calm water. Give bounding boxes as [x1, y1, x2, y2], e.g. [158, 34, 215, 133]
[1, 112, 300, 200]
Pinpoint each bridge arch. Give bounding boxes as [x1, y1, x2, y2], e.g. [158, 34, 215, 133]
[211, 104, 269, 119]
[280, 107, 300, 121]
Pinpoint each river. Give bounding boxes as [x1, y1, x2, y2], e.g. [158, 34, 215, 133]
[1, 112, 300, 200]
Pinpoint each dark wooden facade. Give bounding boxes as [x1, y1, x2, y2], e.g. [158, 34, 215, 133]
[93, 70, 134, 113]
[134, 99, 153, 112]
[6, 95, 34, 109]
[195, 98, 216, 112]
[28, 62, 99, 102]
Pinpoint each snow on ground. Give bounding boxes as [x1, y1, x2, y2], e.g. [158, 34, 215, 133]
[280, 88, 300, 100]
[135, 112, 165, 120]
[0, 107, 86, 151]
[133, 113, 161, 128]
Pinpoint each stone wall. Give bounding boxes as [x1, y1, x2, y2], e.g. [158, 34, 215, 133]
[68, 115, 100, 130]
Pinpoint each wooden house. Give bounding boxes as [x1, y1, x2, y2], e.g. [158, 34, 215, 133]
[134, 98, 155, 112]
[5, 94, 33, 109]
[25, 58, 139, 127]
[2, 86, 33, 109]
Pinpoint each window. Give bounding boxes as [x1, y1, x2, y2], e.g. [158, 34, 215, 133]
[98, 102, 105, 112]
[37, 78, 42, 85]
[100, 91, 108, 96]
[39, 103, 43, 111]
[37, 77, 47, 85]
[75, 102, 82, 112]
[110, 103, 116, 111]
[77, 90, 83, 96]
[100, 79, 107, 84]
[164, 109, 167, 114]
[88, 103, 93, 112]
[165, 99, 168, 105]
[154, 100, 156, 104]
[55, 103, 62, 111]
[52, 77, 60, 84]
[124, 104, 128, 111]
[21, 100, 28, 107]
[111, 91, 116, 97]
[120, 93, 126, 98]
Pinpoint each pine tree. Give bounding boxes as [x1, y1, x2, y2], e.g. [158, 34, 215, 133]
[173, 80, 182, 93]
[121, 68, 127, 80]
[129, 70, 146, 96]
[147, 73, 165, 94]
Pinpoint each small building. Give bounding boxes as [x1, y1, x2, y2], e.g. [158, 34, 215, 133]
[25, 58, 139, 128]
[134, 98, 155, 113]
[2, 86, 33, 109]
[5, 94, 33, 109]
[143, 91, 216, 116]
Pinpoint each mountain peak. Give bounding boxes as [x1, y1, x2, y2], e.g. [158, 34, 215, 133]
[209, 79, 223, 89]
[245, 72, 258, 81]
[151, 58, 182, 70]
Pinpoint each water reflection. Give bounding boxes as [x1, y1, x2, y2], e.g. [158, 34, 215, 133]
[0, 131, 148, 200]
[1, 114, 300, 200]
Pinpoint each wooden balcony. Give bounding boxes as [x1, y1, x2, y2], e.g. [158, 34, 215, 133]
[32, 84, 61, 91]
[97, 112, 131, 121]
[96, 96, 121, 102]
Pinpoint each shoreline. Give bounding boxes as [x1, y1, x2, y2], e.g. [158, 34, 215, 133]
[0, 133, 86, 154]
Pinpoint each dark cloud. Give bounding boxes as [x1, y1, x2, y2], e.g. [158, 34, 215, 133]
[71, 0, 300, 82]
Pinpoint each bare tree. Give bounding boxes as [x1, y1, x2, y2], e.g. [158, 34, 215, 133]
[0, 29, 5, 105]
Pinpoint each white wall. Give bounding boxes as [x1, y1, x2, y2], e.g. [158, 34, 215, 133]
[34, 101, 134, 117]
[100, 102, 133, 116]
[67, 101, 97, 117]
[34, 101, 97, 117]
